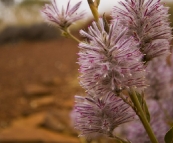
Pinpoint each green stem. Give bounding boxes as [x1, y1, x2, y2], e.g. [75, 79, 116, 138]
[129, 88, 158, 143]
[64, 29, 81, 43]
[87, 0, 99, 22]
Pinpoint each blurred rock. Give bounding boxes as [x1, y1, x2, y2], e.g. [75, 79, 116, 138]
[0, 23, 60, 45]
[0, 112, 79, 143]
[42, 76, 62, 86]
[56, 98, 74, 110]
[24, 84, 52, 97]
[0, 121, 9, 129]
[12, 112, 46, 128]
[41, 110, 78, 136]
[30, 96, 55, 109]
[41, 112, 65, 132]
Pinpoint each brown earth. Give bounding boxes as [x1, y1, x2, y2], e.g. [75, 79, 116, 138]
[0, 37, 84, 143]
[0, 20, 119, 142]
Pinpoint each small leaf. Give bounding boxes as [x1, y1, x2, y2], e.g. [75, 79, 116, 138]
[103, 13, 109, 33]
[165, 126, 173, 143]
[142, 93, 150, 122]
[136, 92, 150, 122]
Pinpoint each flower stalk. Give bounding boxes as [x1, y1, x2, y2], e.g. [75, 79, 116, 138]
[63, 29, 81, 43]
[87, 0, 99, 22]
[129, 88, 158, 143]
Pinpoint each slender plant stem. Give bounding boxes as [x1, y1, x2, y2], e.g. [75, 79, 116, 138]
[87, 0, 99, 22]
[129, 88, 158, 143]
[64, 29, 81, 43]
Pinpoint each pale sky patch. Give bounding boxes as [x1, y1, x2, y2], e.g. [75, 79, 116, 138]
[53, 0, 172, 16]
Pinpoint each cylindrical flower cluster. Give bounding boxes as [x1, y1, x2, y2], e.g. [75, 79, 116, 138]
[78, 19, 146, 94]
[112, 0, 172, 62]
[72, 92, 136, 139]
[41, 0, 173, 141]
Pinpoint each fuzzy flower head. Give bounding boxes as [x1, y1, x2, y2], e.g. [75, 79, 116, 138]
[112, 0, 172, 62]
[71, 92, 136, 139]
[78, 18, 146, 94]
[41, 0, 85, 29]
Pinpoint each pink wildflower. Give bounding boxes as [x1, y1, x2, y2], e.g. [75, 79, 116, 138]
[112, 0, 172, 62]
[78, 18, 146, 94]
[41, 0, 85, 29]
[71, 92, 136, 139]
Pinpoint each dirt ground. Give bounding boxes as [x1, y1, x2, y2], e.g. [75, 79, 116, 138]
[0, 37, 84, 143]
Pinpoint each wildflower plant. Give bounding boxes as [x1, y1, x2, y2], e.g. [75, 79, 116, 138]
[41, 0, 85, 42]
[41, 0, 173, 143]
[41, 0, 85, 29]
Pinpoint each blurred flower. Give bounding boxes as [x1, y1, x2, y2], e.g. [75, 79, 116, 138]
[170, 52, 173, 85]
[145, 57, 172, 99]
[125, 100, 169, 143]
[112, 0, 172, 62]
[161, 96, 173, 123]
[71, 92, 136, 139]
[78, 18, 146, 94]
[41, 0, 85, 29]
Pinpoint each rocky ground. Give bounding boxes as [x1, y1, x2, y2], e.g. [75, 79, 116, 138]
[0, 37, 84, 143]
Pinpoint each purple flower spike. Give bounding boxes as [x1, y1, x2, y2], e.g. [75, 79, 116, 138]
[41, 0, 85, 29]
[71, 92, 136, 139]
[78, 18, 146, 94]
[112, 0, 172, 61]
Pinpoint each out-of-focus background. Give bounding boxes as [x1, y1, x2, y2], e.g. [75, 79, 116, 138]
[0, 0, 172, 143]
